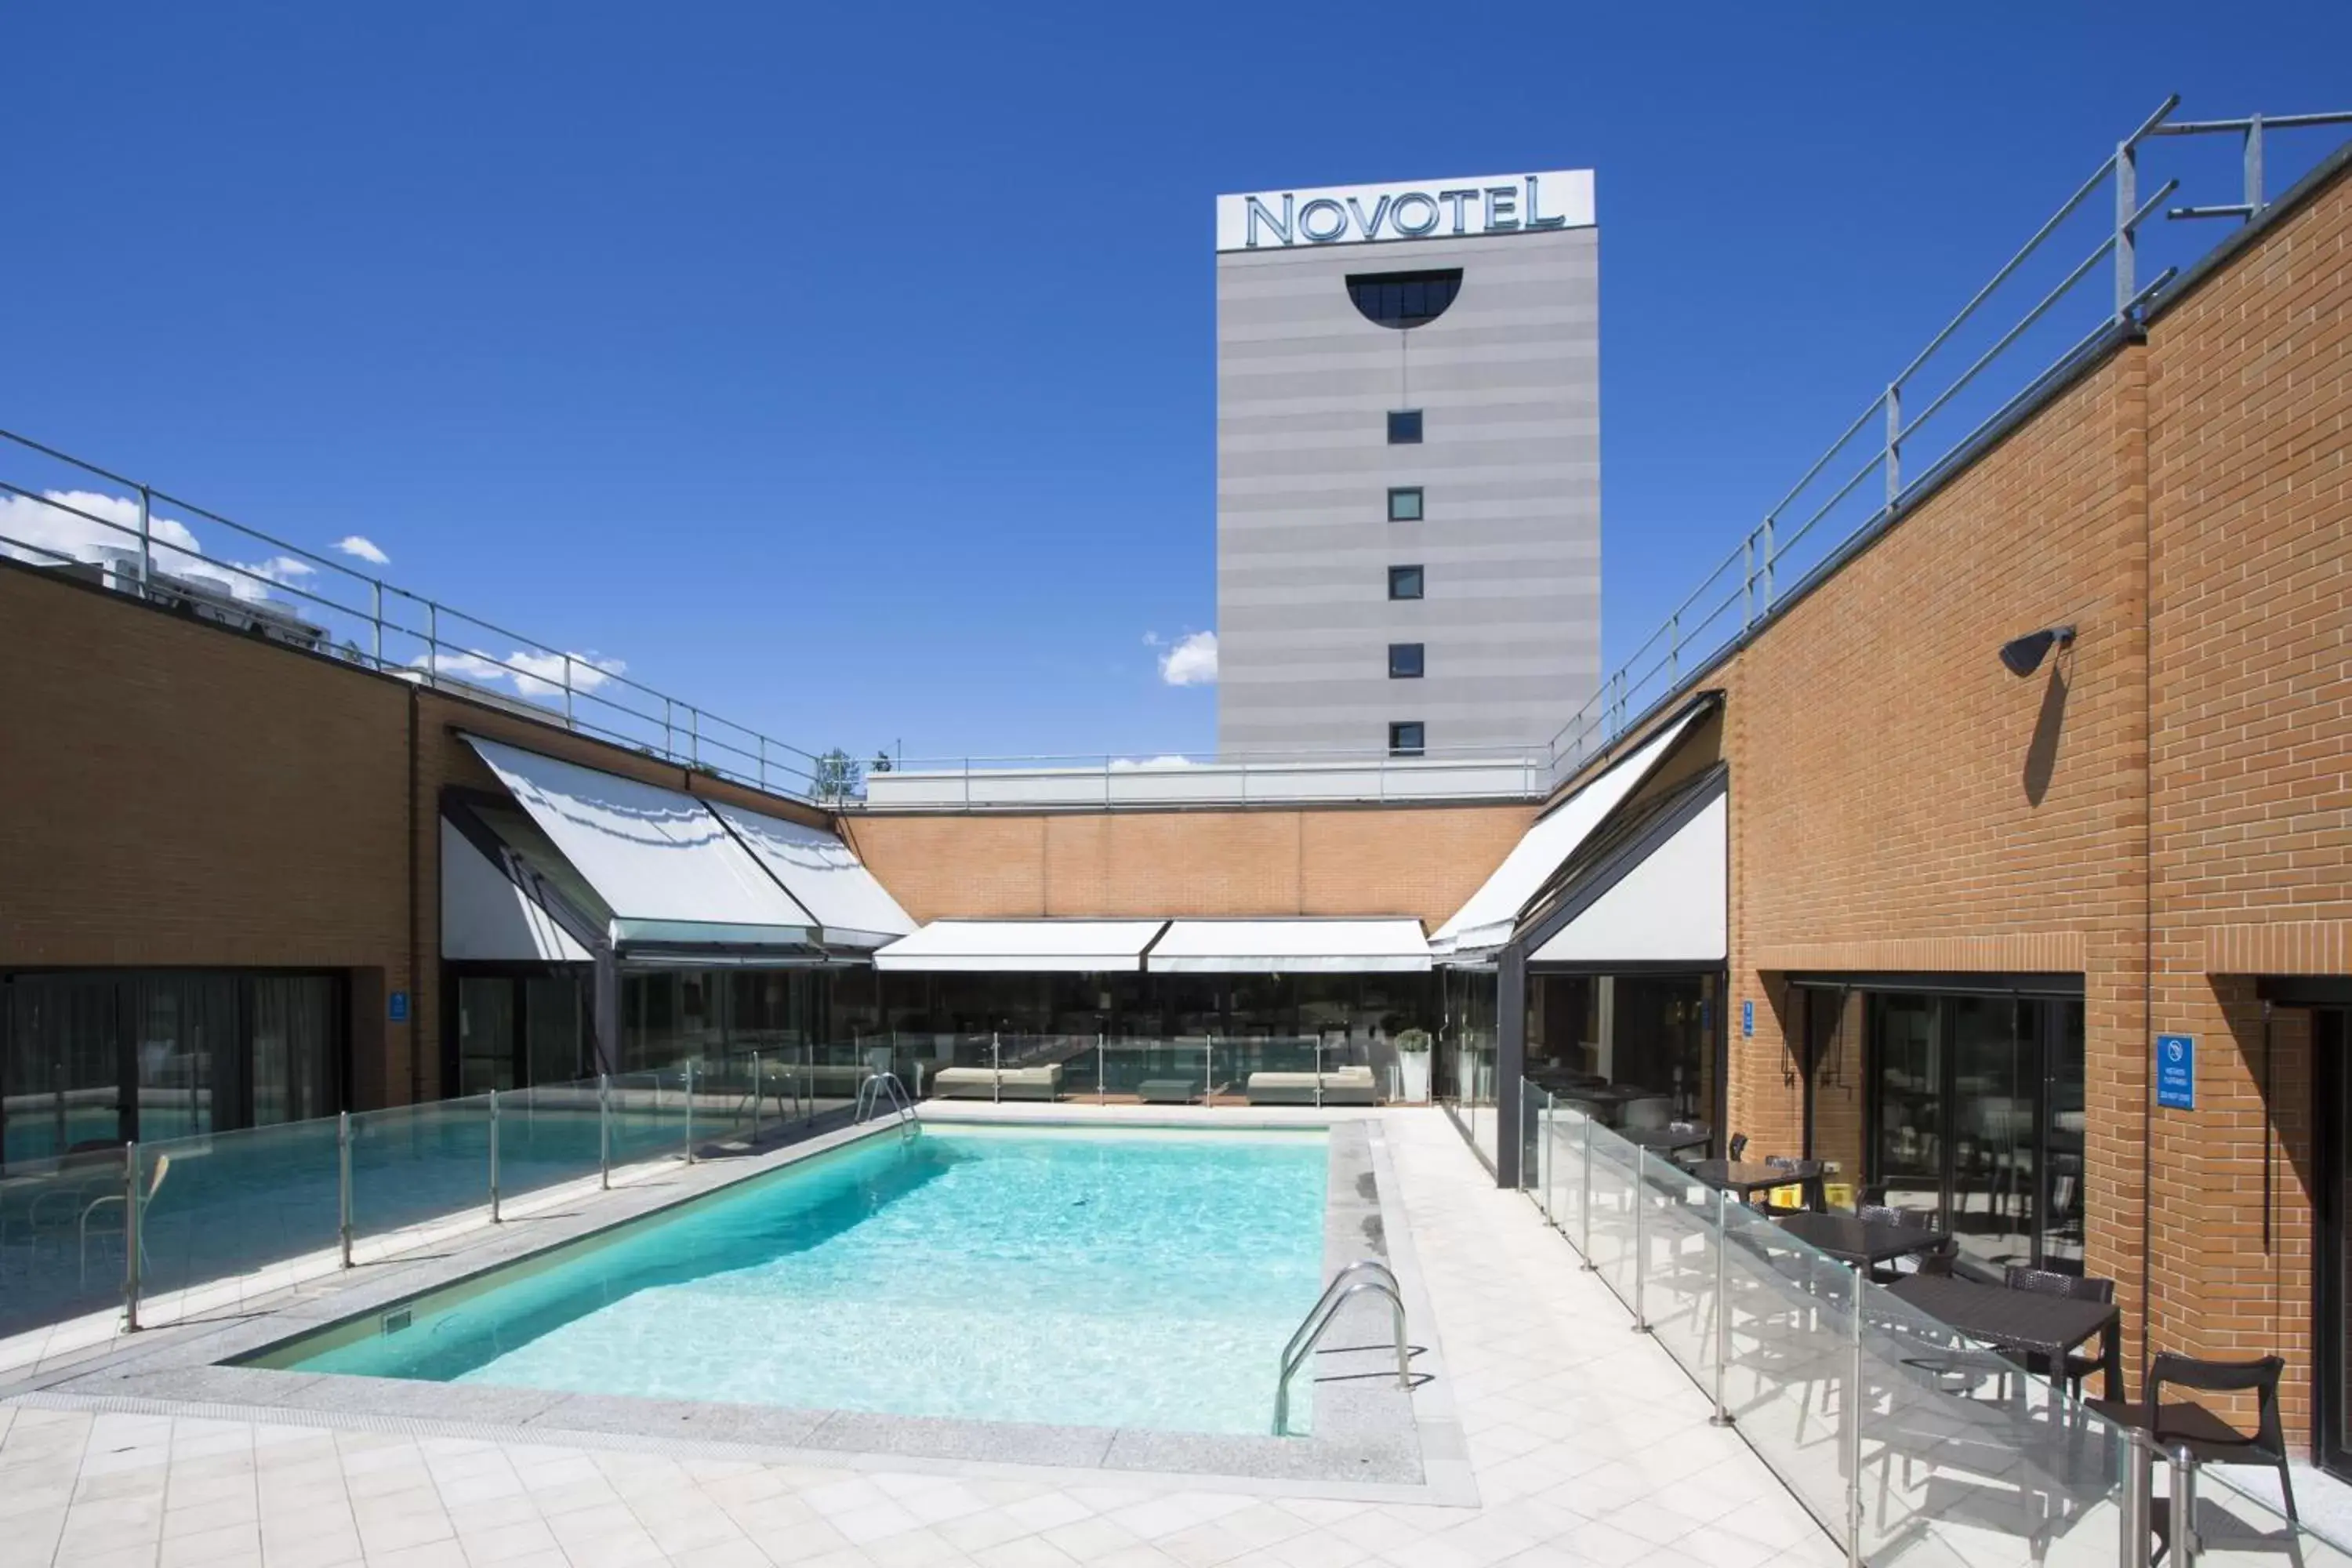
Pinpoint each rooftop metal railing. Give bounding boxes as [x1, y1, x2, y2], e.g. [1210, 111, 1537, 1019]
[1539, 97, 2352, 789]
[0, 426, 838, 801]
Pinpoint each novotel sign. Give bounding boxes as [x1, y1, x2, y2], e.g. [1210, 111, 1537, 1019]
[1215, 169, 1593, 253]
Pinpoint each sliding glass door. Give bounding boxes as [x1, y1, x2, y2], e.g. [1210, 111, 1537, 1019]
[1864, 989, 2085, 1275]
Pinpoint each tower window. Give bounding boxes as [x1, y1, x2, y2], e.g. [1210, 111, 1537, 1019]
[1388, 643, 1425, 679]
[1388, 564, 1424, 601]
[1388, 721, 1425, 757]
[1388, 487, 1423, 522]
[1388, 409, 1423, 444]
[1347, 269, 1463, 329]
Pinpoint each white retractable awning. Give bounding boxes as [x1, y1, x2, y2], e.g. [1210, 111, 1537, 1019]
[1428, 705, 1706, 963]
[1145, 919, 1432, 974]
[873, 920, 1169, 972]
[1529, 793, 1726, 965]
[439, 818, 592, 963]
[464, 736, 818, 951]
[707, 803, 915, 949]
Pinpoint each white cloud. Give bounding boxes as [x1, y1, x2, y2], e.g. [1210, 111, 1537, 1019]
[408, 647, 628, 705]
[335, 534, 390, 565]
[1141, 630, 1163, 647]
[1109, 754, 1200, 770]
[0, 488, 289, 604]
[1157, 630, 1218, 686]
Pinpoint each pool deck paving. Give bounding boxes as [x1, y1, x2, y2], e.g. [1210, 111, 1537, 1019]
[0, 1107, 1841, 1568]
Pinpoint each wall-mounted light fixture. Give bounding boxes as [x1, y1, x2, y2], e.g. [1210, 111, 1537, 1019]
[1998, 625, 2075, 677]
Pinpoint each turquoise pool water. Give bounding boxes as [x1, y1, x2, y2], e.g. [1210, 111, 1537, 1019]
[260, 1126, 1330, 1435]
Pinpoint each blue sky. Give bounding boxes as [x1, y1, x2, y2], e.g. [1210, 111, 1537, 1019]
[9, 4, 2350, 767]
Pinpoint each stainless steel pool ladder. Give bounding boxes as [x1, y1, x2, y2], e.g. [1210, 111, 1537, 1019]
[855, 1071, 919, 1138]
[1272, 1258, 1410, 1436]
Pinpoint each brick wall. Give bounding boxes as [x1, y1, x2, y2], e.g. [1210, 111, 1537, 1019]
[841, 802, 1536, 929]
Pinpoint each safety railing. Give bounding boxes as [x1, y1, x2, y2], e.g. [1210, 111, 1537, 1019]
[1519, 1079, 2348, 1566]
[859, 746, 1552, 810]
[1538, 99, 2352, 793]
[1272, 1259, 1411, 1436]
[0, 426, 843, 802]
[0, 1052, 900, 1348]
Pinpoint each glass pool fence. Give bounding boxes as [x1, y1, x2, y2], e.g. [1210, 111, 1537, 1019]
[1515, 1079, 2343, 1567]
[0, 1043, 902, 1344]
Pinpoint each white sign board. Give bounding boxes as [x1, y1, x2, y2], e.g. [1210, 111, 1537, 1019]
[1216, 169, 1593, 253]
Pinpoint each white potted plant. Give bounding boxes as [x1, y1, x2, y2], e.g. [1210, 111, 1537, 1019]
[1392, 1027, 1432, 1104]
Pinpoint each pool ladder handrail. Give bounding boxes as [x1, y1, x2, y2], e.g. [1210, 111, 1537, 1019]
[855, 1071, 919, 1138]
[1272, 1259, 1410, 1436]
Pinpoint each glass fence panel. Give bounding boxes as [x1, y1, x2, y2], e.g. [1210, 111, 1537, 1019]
[0, 1148, 150, 1334]
[493, 1079, 608, 1201]
[348, 1096, 494, 1240]
[1101, 1039, 1213, 1103]
[135, 1118, 347, 1312]
[1549, 1102, 1588, 1247]
[1856, 1279, 2122, 1566]
[1716, 1195, 1853, 1538]
[1639, 1147, 1718, 1388]
[1584, 1124, 1636, 1308]
[601, 1073, 683, 1170]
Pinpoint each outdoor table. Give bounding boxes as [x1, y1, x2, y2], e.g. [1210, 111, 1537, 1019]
[1888, 1272, 2124, 1402]
[1776, 1211, 1948, 1269]
[1691, 1158, 1826, 1210]
[1620, 1125, 1711, 1156]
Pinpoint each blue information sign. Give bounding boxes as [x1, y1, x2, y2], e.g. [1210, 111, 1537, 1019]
[389, 990, 410, 1024]
[2155, 1033, 2194, 1110]
[1741, 1000, 1755, 1039]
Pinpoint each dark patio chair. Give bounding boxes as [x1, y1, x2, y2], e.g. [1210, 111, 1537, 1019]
[2002, 1266, 2117, 1398]
[2089, 1352, 2295, 1527]
[1727, 1132, 1748, 1161]
[1857, 1203, 1944, 1282]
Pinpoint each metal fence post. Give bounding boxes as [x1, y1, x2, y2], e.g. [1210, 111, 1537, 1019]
[1098, 1033, 1105, 1105]
[2116, 136, 2138, 319]
[1315, 1036, 1324, 1109]
[488, 1090, 502, 1223]
[2244, 113, 2265, 218]
[598, 1073, 611, 1189]
[136, 487, 153, 593]
[1206, 1033, 1215, 1105]
[2168, 1446, 2201, 1568]
[1884, 384, 1902, 506]
[563, 654, 575, 728]
[684, 1061, 696, 1163]
[122, 1141, 142, 1332]
[758, 735, 768, 792]
[750, 1051, 760, 1144]
[425, 602, 440, 685]
[1743, 533, 1755, 628]
[1631, 1153, 1649, 1332]
[370, 583, 383, 667]
[1845, 1265, 1865, 1568]
[664, 696, 674, 757]
[992, 1032, 1001, 1105]
[2119, 1429, 2154, 1566]
[338, 1111, 354, 1268]
[1711, 1185, 1733, 1425]
[1668, 612, 1679, 684]
[1761, 516, 1776, 610]
[1538, 1091, 1554, 1221]
[1579, 1114, 1595, 1269]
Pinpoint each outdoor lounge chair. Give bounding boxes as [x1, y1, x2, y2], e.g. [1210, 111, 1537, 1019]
[930, 1064, 1062, 1101]
[1243, 1065, 1377, 1105]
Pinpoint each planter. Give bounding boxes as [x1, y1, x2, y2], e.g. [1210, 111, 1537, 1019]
[1395, 1049, 1432, 1105]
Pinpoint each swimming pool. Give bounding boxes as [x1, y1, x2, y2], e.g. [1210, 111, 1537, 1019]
[250, 1125, 1332, 1436]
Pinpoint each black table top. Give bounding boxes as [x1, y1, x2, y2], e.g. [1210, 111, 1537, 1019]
[1776, 1212, 1949, 1265]
[1691, 1159, 1824, 1194]
[1620, 1126, 1712, 1154]
[1887, 1272, 2120, 1359]
[1552, 1083, 1658, 1104]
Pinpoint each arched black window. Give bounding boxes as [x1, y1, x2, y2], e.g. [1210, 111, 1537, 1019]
[1346, 268, 1462, 329]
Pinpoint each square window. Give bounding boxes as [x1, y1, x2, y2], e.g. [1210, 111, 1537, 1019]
[1388, 721, 1425, 757]
[1388, 642, 1425, 679]
[1388, 564, 1424, 601]
[1388, 486, 1423, 522]
[1387, 409, 1423, 444]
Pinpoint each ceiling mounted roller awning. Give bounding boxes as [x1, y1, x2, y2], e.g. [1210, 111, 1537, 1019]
[1428, 699, 1711, 964]
[1145, 919, 1432, 974]
[873, 920, 1170, 973]
[706, 802, 916, 950]
[464, 735, 818, 953]
[1527, 789, 1726, 967]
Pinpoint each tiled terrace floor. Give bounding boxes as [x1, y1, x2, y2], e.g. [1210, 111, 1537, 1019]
[0, 1109, 1840, 1568]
